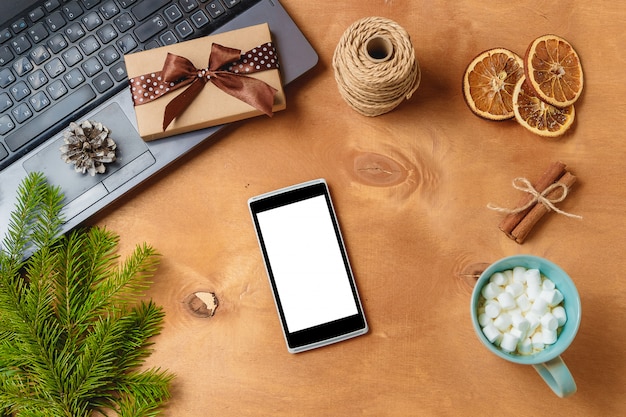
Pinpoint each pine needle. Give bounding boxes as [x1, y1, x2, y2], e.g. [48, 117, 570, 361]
[0, 173, 174, 417]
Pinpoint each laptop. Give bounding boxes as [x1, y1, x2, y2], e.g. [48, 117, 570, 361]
[0, 0, 318, 237]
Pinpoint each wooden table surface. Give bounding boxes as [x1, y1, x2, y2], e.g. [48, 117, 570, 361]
[91, 1, 626, 415]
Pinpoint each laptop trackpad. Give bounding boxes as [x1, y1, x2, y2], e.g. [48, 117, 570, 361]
[23, 102, 154, 204]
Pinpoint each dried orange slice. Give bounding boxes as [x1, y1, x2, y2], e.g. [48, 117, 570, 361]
[463, 48, 525, 120]
[513, 75, 575, 137]
[524, 34, 583, 107]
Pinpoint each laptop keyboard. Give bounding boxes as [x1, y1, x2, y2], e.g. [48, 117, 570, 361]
[0, 0, 262, 171]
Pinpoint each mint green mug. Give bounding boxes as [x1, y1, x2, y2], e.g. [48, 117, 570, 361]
[470, 255, 581, 397]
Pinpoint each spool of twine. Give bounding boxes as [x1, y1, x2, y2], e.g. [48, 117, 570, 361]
[333, 16, 421, 117]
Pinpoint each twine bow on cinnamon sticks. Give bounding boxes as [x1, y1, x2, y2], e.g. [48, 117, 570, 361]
[488, 161, 582, 244]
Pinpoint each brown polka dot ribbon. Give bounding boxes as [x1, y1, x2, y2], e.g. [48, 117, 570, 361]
[129, 42, 280, 131]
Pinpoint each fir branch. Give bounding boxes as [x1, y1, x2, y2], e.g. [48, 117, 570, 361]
[0, 173, 174, 417]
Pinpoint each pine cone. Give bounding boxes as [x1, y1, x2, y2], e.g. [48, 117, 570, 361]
[60, 120, 117, 176]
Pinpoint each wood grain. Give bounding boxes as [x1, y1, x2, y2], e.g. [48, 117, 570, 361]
[90, 1, 626, 415]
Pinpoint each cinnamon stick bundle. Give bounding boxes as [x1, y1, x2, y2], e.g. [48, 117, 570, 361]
[498, 161, 567, 238]
[511, 171, 577, 244]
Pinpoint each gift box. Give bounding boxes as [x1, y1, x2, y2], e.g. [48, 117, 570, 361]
[124, 23, 286, 141]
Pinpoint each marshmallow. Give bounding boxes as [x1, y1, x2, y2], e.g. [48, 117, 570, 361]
[505, 281, 524, 298]
[542, 278, 556, 291]
[513, 266, 527, 283]
[478, 312, 491, 327]
[511, 313, 530, 333]
[482, 324, 502, 344]
[542, 329, 558, 345]
[524, 268, 542, 288]
[552, 305, 567, 327]
[531, 332, 545, 350]
[526, 312, 541, 334]
[494, 313, 512, 332]
[497, 292, 516, 310]
[531, 297, 549, 315]
[540, 288, 564, 307]
[485, 301, 501, 318]
[540, 312, 559, 331]
[500, 332, 519, 352]
[516, 294, 531, 312]
[490, 272, 507, 286]
[518, 337, 533, 354]
[481, 282, 502, 300]
[526, 285, 542, 301]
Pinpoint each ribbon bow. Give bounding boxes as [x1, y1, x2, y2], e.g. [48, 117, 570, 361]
[488, 177, 582, 219]
[129, 42, 280, 131]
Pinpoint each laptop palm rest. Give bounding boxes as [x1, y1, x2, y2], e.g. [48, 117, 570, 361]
[23, 102, 155, 221]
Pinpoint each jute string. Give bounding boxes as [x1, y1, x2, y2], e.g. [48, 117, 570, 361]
[487, 178, 582, 219]
[332, 17, 421, 116]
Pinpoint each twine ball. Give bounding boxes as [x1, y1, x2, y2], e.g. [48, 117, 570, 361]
[332, 16, 421, 116]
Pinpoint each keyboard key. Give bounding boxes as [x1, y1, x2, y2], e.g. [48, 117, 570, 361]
[0, 46, 15, 66]
[175, 21, 194, 39]
[180, 0, 199, 12]
[29, 7, 46, 22]
[81, 56, 103, 76]
[62, 46, 83, 67]
[92, 72, 113, 93]
[117, 34, 137, 54]
[164, 5, 183, 22]
[135, 15, 167, 42]
[81, 0, 102, 9]
[100, 1, 120, 19]
[44, 57, 65, 78]
[45, 11, 66, 31]
[82, 12, 103, 30]
[0, 28, 11, 43]
[223, 0, 241, 7]
[11, 19, 28, 34]
[97, 24, 118, 44]
[79, 35, 100, 55]
[44, 0, 61, 12]
[0, 92, 12, 112]
[10, 34, 31, 55]
[10, 81, 30, 101]
[114, 13, 134, 33]
[131, 0, 169, 21]
[30, 45, 51, 65]
[28, 22, 49, 43]
[118, 0, 137, 8]
[160, 31, 176, 45]
[206, 0, 226, 18]
[13, 57, 33, 76]
[191, 10, 209, 28]
[47, 34, 68, 53]
[62, 3, 84, 20]
[47, 79, 68, 100]
[5, 84, 96, 152]
[98, 45, 120, 65]
[27, 69, 48, 89]
[0, 68, 15, 88]
[0, 115, 15, 135]
[64, 68, 86, 88]
[65, 22, 86, 42]
[12, 103, 33, 123]
[109, 61, 127, 82]
[29, 91, 51, 112]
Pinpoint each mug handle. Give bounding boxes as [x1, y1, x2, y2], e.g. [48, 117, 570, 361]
[532, 356, 577, 398]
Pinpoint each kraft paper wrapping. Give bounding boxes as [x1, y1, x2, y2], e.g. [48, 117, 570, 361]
[124, 23, 286, 141]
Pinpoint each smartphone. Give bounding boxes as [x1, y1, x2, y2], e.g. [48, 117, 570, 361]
[248, 179, 368, 353]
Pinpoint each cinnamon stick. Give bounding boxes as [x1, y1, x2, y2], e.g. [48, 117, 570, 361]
[511, 171, 577, 244]
[499, 161, 567, 238]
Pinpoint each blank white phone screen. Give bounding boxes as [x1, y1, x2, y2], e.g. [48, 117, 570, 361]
[256, 195, 358, 333]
